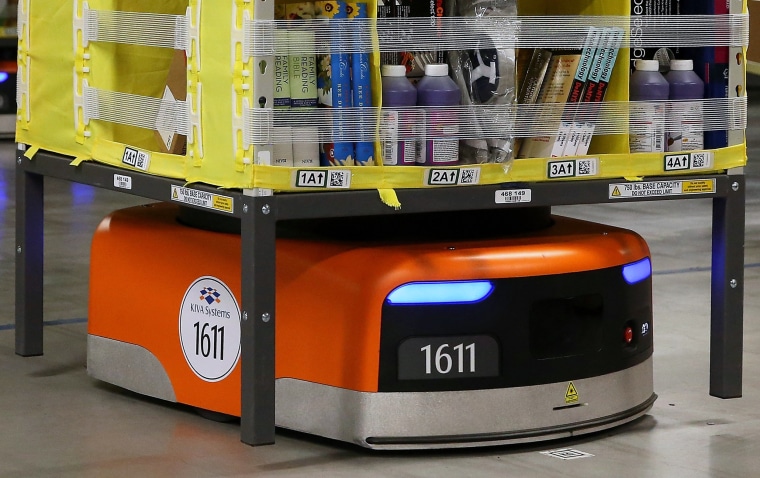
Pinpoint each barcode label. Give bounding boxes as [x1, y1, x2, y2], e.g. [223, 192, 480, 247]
[496, 189, 532, 204]
[328, 170, 351, 189]
[381, 111, 398, 165]
[690, 152, 712, 169]
[113, 174, 132, 190]
[458, 167, 481, 185]
[576, 158, 598, 176]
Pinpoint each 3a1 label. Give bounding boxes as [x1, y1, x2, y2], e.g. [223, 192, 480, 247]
[179, 276, 241, 382]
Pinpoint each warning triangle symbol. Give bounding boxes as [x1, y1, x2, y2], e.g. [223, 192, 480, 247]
[565, 381, 579, 403]
[612, 186, 622, 197]
[173, 189, 179, 199]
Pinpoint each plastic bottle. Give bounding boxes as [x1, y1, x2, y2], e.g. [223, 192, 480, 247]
[380, 65, 417, 166]
[629, 59, 669, 153]
[665, 59, 705, 152]
[416, 63, 461, 165]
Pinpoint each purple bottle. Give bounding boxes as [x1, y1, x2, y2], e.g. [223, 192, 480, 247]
[381, 65, 417, 166]
[629, 59, 669, 153]
[665, 59, 705, 152]
[416, 63, 461, 166]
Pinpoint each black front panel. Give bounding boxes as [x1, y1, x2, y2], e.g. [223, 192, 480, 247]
[378, 265, 653, 392]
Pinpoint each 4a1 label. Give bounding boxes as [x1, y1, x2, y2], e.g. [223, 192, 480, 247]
[179, 276, 241, 382]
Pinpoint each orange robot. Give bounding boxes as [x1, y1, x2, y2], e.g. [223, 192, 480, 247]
[88, 203, 655, 449]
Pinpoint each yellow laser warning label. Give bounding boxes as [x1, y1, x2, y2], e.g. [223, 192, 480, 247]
[565, 382, 579, 404]
[609, 179, 716, 199]
[171, 185, 235, 214]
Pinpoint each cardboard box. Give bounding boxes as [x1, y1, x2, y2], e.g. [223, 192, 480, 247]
[381, 0, 446, 77]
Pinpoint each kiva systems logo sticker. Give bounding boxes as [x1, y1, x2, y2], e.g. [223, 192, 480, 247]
[199, 287, 222, 305]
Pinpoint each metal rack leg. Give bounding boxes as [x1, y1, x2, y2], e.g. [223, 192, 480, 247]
[710, 175, 745, 398]
[240, 196, 277, 445]
[15, 152, 45, 357]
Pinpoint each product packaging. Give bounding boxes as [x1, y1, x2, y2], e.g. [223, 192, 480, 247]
[680, 0, 729, 149]
[349, 2, 375, 165]
[416, 63, 461, 166]
[286, 2, 320, 166]
[629, 59, 669, 153]
[274, 5, 293, 166]
[447, 0, 517, 163]
[315, 0, 354, 165]
[630, 0, 678, 72]
[666, 59, 705, 152]
[385, 0, 447, 78]
[381, 65, 417, 165]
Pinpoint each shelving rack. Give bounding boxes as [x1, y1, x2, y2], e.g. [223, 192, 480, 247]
[15, 148, 746, 446]
[15, 0, 749, 447]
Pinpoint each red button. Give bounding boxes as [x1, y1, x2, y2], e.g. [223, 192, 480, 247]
[624, 326, 634, 344]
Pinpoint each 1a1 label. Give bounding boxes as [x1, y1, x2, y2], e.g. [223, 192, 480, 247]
[179, 276, 241, 382]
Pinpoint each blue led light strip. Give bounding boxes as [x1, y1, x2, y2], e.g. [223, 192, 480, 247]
[623, 258, 652, 285]
[386, 281, 494, 305]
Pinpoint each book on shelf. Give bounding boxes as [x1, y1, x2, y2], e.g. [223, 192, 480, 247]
[569, 26, 624, 157]
[680, 0, 729, 149]
[349, 2, 375, 165]
[513, 48, 553, 159]
[316, 0, 354, 166]
[517, 49, 583, 159]
[630, 0, 678, 72]
[551, 26, 603, 157]
[286, 2, 320, 167]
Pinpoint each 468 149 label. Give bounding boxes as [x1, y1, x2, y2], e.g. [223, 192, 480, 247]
[495, 189, 532, 204]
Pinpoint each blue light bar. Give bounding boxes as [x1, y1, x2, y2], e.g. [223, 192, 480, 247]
[386, 280, 494, 305]
[623, 258, 652, 284]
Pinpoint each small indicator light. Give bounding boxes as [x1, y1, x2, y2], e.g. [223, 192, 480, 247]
[623, 258, 652, 284]
[386, 280, 494, 305]
[624, 326, 634, 345]
[0, 72, 8, 83]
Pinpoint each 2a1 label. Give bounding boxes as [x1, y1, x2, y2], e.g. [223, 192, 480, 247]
[179, 276, 241, 382]
[428, 169, 459, 186]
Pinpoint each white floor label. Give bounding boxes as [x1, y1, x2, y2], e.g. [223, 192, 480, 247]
[179, 276, 241, 382]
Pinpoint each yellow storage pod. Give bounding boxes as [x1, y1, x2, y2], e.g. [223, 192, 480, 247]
[17, 0, 188, 177]
[15, 0, 748, 193]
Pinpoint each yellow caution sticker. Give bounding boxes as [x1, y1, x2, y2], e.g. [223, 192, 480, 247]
[609, 179, 716, 199]
[171, 185, 235, 214]
[565, 382, 579, 404]
[682, 179, 717, 194]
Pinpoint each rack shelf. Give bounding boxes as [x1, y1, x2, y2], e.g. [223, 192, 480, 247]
[15, 147, 745, 446]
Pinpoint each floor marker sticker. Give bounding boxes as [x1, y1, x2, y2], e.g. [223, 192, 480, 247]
[541, 448, 595, 460]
